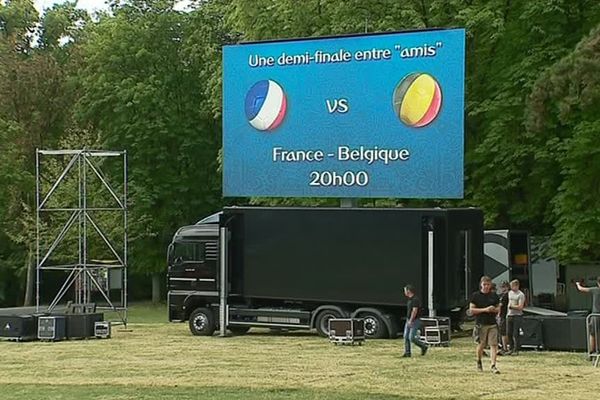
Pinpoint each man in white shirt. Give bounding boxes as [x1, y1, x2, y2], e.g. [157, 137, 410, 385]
[506, 279, 525, 355]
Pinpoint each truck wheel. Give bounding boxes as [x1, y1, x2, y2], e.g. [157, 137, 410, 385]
[315, 309, 343, 337]
[229, 326, 250, 335]
[360, 312, 388, 339]
[189, 307, 216, 336]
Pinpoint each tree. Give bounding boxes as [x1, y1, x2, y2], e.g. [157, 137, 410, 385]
[0, 118, 32, 305]
[0, 0, 92, 306]
[526, 26, 600, 262]
[75, 0, 224, 302]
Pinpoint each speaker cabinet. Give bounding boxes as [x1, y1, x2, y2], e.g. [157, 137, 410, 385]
[542, 316, 587, 351]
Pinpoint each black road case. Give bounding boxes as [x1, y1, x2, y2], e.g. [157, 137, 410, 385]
[94, 321, 111, 339]
[38, 316, 66, 341]
[520, 317, 543, 350]
[419, 317, 450, 346]
[0, 315, 38, 341]
[60, 313, 104, 339]
[328, 318, 365, 345]
[542, 316, 587, 351]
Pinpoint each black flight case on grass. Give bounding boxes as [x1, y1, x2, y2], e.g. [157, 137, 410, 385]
[419, 317, 450, 346]
[328, 318, 365, 345]
[38, 315, 67, 341]
[0, 314, 39, 342]
[520, 316, 544, 350]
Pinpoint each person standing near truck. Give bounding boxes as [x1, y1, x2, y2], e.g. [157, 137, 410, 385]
[402, 284, 428, 357]
[506, 279, 525, 355]
[470, 276, 500, 374]
[498, 281, 510, 355]
[575, 277, 600, 355]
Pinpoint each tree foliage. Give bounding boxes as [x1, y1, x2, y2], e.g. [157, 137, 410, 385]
[0, 0, 599, 305]
[526, 26, 600, 261]
[74, 0, 223, 277]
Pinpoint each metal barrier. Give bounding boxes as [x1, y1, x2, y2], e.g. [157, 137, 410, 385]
[585, 313, 600, 367]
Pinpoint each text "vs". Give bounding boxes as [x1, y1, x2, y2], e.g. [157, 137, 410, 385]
[326, 99, 349, 114]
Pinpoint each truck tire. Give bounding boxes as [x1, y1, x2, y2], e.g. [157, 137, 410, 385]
[229, 326, 250, 335]
[314, 309, 343, 337]
[189, 307, 216, 336]
[359, 312, 388, 339]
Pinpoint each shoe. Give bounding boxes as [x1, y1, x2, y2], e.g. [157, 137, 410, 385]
[477, 360, 483, 372]
[421, 346, 428, 356]
[497, 350, 505, 356]
[491, 365, 500, 374]
[401, 353, 411, 358]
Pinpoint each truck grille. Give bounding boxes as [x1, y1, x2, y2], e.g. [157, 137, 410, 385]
[205, 241, 218, 261]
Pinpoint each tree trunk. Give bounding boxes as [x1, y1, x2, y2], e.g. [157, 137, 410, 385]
[151, 273, 161, 304]
[23, 244, 35, 307]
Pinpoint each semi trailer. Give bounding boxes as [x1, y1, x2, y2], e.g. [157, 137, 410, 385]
[167, 207, 483, 338]
[484, 230, 531, 299]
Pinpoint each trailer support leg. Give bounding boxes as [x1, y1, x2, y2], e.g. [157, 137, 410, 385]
[219, 227, 228, 337]
[428, 231, 436, 318]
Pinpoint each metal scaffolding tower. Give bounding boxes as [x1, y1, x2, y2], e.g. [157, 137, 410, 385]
[36, 149, 128, 326]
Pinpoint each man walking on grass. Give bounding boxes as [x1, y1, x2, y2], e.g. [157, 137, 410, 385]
[402, 284, 428, 357]
[470, 276, 501, 374]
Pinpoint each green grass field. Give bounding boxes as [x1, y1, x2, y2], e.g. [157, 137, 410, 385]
[1, 303, 599, 399]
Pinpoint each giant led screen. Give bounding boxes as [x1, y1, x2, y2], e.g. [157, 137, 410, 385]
[223, 29, 465, 198]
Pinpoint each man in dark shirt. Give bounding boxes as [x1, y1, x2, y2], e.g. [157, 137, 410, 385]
[498, 281, 510, 354]
[575, 277, 600, 356]
[402, 284, 428, 357]
[470, 276, 500, 374]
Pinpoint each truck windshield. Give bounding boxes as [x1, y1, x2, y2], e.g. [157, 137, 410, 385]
[170, 242, 205, 264]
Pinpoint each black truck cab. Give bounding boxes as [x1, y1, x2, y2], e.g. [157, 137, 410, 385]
[167, 224, 219, 321]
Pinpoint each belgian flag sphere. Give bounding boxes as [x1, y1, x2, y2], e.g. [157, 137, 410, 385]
[393, 73, 442, 128]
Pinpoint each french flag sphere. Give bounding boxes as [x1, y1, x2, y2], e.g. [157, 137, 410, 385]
[245, 80, 287, 131]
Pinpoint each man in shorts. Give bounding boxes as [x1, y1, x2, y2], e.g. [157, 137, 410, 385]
[470, 276, 501, 374]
